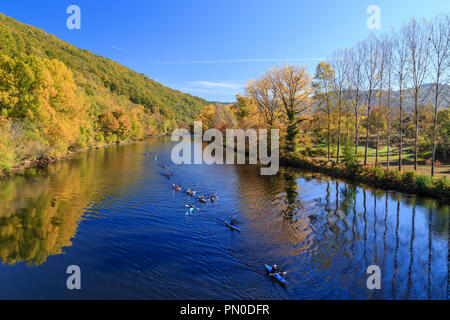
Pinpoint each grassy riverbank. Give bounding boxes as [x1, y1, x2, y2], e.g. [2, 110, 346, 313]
[281, 156, 450, 202]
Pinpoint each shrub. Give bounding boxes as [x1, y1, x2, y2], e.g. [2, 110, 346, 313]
[436, 177, 450, 193]
[385, 169, 401, 183]
[401, 171, 416, 186]
[302, 146, 313, 156]
[315, 147, 327, 157]
[370, 166, 385, 181]
[415, 175, 434, 191]
[342, 142, 358, 169]
[425, 158, 444, 167]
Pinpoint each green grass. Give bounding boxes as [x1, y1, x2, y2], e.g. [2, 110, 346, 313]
[298, 144, 450, 179]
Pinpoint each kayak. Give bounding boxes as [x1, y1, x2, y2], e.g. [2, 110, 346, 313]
[189, 207, 194, 214]
[264, 264, 287, 286]
[198, 198, 207, 203]
[224, 220, 241, 231]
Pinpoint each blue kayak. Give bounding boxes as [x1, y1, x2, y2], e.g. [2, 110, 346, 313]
[189, 207, 194, 214]
[265, 264, 287, 286]
[224, 220, 241, 231]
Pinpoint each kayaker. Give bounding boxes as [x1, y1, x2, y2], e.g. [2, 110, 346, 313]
[270, 265, 280, 275]
[230, 218, 238, 226]
[209, 195, 215, 202]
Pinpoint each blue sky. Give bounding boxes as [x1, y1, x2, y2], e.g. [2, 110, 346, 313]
[1, 0, 449, 102]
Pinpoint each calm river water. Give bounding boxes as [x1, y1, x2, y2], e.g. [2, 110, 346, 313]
[0, 137, 448, 299]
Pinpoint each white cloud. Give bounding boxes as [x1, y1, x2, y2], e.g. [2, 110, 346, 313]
[156, 57, 324, 65]
[189, 81, 241, 89]
[112, 46, 128, 51]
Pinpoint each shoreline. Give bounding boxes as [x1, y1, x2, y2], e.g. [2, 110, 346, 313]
[0, 134, 167, 181]
[281, 157, 450, 203]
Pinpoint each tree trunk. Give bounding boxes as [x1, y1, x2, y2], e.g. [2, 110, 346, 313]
[364, 97, 371, 166]
[336, 101, 342, 164]
[375, 112, 380, 166]
[386, 88, 391, 169]
[327, 107, 331, 160]
[414, 94, 418, 171]
[354, 89, 360, 157]
[387, 121, 390, 169]
[431, 82, 439, 176]
[398, 86, 403, 172]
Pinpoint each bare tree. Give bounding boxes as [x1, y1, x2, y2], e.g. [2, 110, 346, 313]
[375, 35, 389, 166]
[383, 33, 394, 169]
[405, 17, 430, 171]
[349, 42, 364, 156]
[428, 14, 449, 176]
[393, 23, 410, 171]
[330, 48, 350, 163]
[245, 73, 281, 127]
[362, 34, 381, 165]
[313, 61, 334, 160]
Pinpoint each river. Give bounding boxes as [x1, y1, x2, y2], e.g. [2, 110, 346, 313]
[0, 137, 448, 299]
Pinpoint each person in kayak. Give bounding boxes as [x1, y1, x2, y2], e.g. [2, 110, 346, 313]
[270, 265, 280, 275]
[230, 218, 238, 226]
[209, 195, 215, 202]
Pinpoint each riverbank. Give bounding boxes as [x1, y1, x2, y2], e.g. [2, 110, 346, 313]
[0, 135, 167, 180]
[281, 156, 450, 202]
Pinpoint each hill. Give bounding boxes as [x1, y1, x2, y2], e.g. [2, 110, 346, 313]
[0, 13, 209, 171]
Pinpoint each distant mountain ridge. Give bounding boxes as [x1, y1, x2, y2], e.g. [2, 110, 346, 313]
[311, 84, 450, 112]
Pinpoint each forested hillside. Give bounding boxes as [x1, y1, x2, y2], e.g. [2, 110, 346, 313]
[0, 13, 209, 171]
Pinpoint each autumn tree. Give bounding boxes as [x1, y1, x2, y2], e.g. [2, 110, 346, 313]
[98, 111, 120, 135]
[245, 72, 281, 127]
[197, 104, 217, 129]
[405, 17, 430, 171]
[233, 94, 250, 121]
[362, 34, 381, 165]
[330, 49, 350, 163]
[393, 24, 410, 171]
[270, 65, 312, 154]
[313, 61, 334, 160]
[383, 33, 394, 169]
[375, 35, 389, 166]
[349, 42, 364, 156]
[428, 14, 449, 175]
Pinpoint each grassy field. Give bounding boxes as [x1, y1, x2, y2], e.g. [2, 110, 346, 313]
[298, 145, 450, 179]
